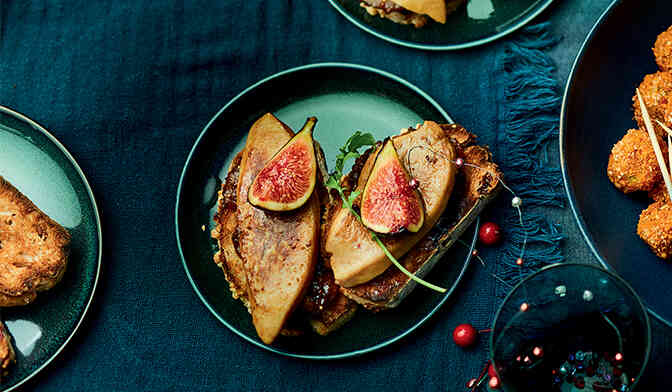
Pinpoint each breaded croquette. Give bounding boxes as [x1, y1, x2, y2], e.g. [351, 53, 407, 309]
[607, 129, 663, 193]
[638, 201, 672, 259]
[649, 181, 671, 203]
[654, 25, 672, 72]
[633, 71, 672, 137]
[0, 322, 14, 379]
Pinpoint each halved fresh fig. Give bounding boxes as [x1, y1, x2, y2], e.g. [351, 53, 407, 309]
[248, 117, 318, 211]
[361, 138, 425, 234]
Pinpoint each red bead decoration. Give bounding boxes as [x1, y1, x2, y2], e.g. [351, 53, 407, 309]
[455, 157, 464, 168]
[488, 363, 497, 378]
[466, 378, 477, 389]
[471, 249, 479, 257]
[520, 302, 529, 312]
[478, 222, 502, 246]
[532, 346, 543, 357]
[614, 353, 624, 362]
[488, 376, 501, 389]
[452, 323, 478, 347]
[515, 257, 523, 266]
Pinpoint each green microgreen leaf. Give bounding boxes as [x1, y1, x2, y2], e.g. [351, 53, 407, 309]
[325, 175, 340, 191]
[346, 190, 361, 207]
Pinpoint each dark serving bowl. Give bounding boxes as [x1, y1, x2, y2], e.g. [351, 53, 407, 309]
[561, 0, 672, 326]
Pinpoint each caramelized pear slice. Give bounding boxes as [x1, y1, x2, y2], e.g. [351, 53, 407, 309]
[361, 139, 425, 234]
[248, 117, 317, 211]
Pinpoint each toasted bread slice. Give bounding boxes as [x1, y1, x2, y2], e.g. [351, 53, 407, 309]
[325, 121, 457, 287]
[0, 177, 70, 307]
[212, 152, 250, 310]
[341, 125, 501, 310]
[235, 113, 321, 344]
[0, 322, 14, 379]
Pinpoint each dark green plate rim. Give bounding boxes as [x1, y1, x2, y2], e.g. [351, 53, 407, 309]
[175, 62, 479, 359]
[558, 0, 672, 328]
[326, 0, 556, 51]
[0, 105, 103, 391]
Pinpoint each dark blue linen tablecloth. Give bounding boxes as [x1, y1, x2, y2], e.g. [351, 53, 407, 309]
[1, 0, 671, 390]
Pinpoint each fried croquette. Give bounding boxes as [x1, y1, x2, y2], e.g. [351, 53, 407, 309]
[633, 71, 672, 137]
[638, 201, 672, 259]
[0, 322, 14, 379]
[649, 181, 671, 203]
[608, 129, 663, 193]
[654, 25, 672, 72]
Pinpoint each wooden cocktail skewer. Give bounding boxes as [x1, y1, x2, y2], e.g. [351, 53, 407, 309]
[636, 88, 672, 202]
[669, 134, 672, 178]
[655, 120, 672, 178]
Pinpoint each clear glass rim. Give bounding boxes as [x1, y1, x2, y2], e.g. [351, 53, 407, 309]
[489, 262, 652, 390]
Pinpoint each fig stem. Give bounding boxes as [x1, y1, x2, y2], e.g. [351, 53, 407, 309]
[301, 116, 318, 135]
[336, 191, 447, 293]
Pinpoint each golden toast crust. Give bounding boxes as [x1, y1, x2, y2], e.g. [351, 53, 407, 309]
[0, 176, 70, 306]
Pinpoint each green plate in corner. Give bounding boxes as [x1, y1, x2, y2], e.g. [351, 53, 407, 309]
[176, 63, 478, 359]
[0, 106, 102, 391]
[328, 0, 555, 50]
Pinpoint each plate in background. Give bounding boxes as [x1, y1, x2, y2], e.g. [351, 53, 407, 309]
[328, 0, 555, 50]
[176, 63, 479, 358]
[0, 106, 102, 391]
[561, 0, 672, 326]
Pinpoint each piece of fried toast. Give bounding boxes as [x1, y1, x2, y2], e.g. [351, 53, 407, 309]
[0, 176, 71, 307]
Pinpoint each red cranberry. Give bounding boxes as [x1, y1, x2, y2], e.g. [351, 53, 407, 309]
[452, 323, 478, 348]
[478, 222, 502, 246]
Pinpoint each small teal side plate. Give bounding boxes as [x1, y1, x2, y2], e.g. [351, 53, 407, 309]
[0, 106, 102, 391]
[328, 0, 555, 50]
[176, 63, 478, 359]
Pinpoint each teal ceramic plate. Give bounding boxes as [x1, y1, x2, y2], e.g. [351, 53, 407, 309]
[0, 107, 102, 391]
[176, 63, 479, 359]
[328, 0, 555, 50]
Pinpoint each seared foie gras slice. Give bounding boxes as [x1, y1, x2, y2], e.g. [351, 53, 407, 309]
[343, 131, 501, 310]
[212, 151, 250, 309]
[325, 121, 457, 287]
[213, 136, 357, 337]
[236, 113, 320, 344]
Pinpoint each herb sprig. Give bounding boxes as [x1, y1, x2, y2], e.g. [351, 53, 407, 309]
[325, 132, 447, 293]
